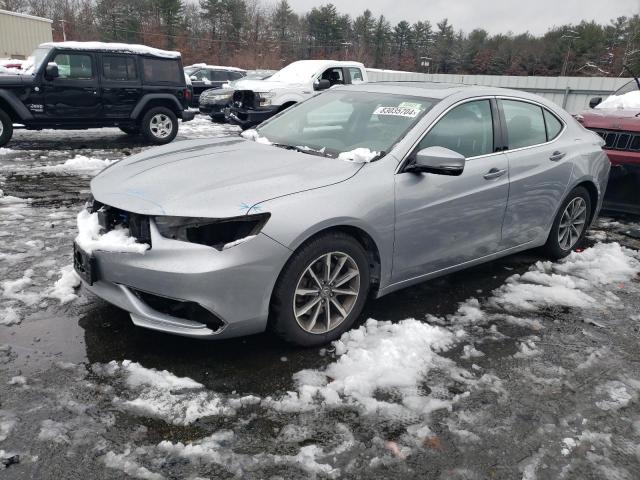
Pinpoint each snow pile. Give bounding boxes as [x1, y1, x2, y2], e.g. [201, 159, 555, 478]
[43, 155, 115, 174]
[0, 189, 29, 206]
[1, 269, 41, 306]
[596, 90, 640, 110]
[48, 264, 81, 304]
[41, 41, 180, 59]
[0, 148, 17, 155]
[75, 209, 148, 254]
[94, 360, 233, 425]
[491, 242, 639, 311]
[337, 147, 379, 163]
[0, 307, 20, 326]
[102, 450, 164, 480]
[266, 318, 459, 420]
[240, 128, 272, 145]
[0, 410, 17, 442]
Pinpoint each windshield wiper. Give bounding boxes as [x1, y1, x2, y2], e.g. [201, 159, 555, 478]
[271, 143, 328, 157]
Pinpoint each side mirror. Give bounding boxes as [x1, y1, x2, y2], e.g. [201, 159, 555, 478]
[589, 97, 602, 108]
[190, 75, 198, 81]
[45, 62, 59, 80]
[405, 146, 465, 176]
[314, 79, 331, 91]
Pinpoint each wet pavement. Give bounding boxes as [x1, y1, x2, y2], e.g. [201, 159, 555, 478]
[1, 117, 640, 479]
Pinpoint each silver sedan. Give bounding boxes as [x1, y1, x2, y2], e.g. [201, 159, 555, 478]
[75, 83, 610, 346]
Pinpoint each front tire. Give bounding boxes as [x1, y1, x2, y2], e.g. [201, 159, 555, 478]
[141, 107, 178, 145]
[0, 109, 14, 147]
[270, 232, 371, 347]
[543, 186, 591, 259]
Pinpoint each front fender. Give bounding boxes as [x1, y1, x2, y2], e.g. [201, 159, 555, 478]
[0, 89, 33, 121]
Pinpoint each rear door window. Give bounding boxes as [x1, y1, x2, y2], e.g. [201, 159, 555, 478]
[142, 58, 182, 84]
[418, 100, 494, 158]
[347, 67, 364, 84]
[102, 55, 138, 81]
[500, 99, 547, 149]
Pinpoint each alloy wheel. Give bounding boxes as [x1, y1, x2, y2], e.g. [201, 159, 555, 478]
[293, 252, 361, 334]
[149, 114, 173, 139]
[558, 197, 587, 250]
[0, 120, 3, 137]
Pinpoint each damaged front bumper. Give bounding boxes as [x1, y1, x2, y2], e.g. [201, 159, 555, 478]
[224, 105, 279, 129]
[79, 219, 291, 340]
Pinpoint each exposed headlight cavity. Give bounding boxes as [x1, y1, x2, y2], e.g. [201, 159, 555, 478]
[154, 213, 270, 250]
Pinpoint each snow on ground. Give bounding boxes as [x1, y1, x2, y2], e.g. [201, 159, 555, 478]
[40, 155, 115, 174]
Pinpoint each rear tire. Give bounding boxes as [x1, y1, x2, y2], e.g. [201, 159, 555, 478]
[270, 232, 370, 347]
[141, 107, 178, 145]
[0, 109, 14, 147]
[119, 126, 140, 135]
[542, 186, 591, 259]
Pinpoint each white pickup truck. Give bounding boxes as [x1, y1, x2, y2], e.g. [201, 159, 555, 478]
[225, 59, 368, 128]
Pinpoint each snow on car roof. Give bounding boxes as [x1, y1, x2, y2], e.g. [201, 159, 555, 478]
[186, 63, 246, 72]
[39, 41, 181, 59]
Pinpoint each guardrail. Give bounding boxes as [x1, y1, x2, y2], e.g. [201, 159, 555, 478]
[366, 69, 631, 114]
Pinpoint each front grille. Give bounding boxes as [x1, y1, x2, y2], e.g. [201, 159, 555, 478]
[590, 129, 640, 151]
[232, 90, 257, 109]
[92, 202, 151, 247]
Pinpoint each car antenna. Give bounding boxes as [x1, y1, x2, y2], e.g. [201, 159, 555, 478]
[622, 64, 640, 90]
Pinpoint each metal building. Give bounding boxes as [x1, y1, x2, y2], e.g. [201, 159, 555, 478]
[0, 9, 53, 59]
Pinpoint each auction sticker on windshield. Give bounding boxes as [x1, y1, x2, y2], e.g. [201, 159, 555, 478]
[374, 106, 420, 117]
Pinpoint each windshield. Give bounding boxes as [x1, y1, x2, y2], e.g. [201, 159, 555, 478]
[613, 79, 639, 96]
[256, 90, 437, 160]
[267, 62, 322, 84]
[24, 47, 51, 74]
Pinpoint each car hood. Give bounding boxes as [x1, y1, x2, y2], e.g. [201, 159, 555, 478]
[234, 78, 307, 91]
[580, 108, 640, 132]
[90, 137, 362, 217]
[0, 74, 33, 85]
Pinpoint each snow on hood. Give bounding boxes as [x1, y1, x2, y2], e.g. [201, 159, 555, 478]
[240, 129, 272, 145]
[337, 148, 379, 163]
[40, 41, 180, 59]
[75, 209, 148, 255]
[596, 90, 640, 110]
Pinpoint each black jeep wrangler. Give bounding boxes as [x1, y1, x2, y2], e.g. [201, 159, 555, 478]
[0, 41, 195, 147]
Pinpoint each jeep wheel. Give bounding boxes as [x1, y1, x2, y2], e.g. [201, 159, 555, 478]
[0, 109, 13, 147]
[141, 107, 178, 145]
[119, 126, 140, 135]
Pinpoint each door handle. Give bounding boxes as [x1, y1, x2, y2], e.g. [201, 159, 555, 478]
[549, 151, 566, 161]
[483, 168, 507, 180]
[83, 88, 98, 95]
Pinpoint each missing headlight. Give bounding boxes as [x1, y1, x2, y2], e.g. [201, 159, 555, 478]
[155, 213, 270, 250]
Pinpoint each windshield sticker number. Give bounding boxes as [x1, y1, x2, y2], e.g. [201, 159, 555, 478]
[374, 106, 420, 118]
[398, 102, 423, 110]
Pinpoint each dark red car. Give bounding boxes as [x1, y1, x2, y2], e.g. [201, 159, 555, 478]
[578, 80, 640, 213]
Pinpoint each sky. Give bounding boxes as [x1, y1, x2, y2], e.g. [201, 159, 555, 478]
[283, 0, 640, 35]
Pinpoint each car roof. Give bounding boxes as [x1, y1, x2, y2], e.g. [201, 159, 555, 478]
[40, 41, 180, 59]
[186, 63, 246, 72]
[288, 59, 365, 69]
[339, 81, 554, 104]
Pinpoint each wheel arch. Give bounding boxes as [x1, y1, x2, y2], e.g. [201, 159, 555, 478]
[281, 223, 383, 296]
[0, 90, 33, 122]
[131, 94, 183, 120]
[278, 101, 297, 112]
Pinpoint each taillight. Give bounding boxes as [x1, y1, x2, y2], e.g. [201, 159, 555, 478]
[184, 88, 191, 102]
